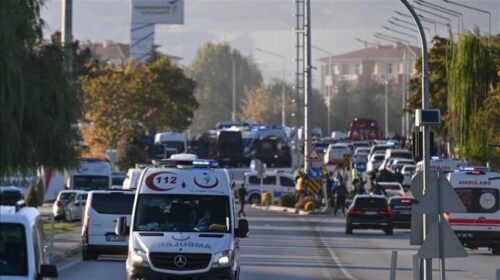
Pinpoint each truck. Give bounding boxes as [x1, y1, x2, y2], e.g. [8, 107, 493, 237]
[154, 132, 188, 159]
[347, 118, 379, 141]
[65, 158, 112, 191]
[216, 130, 244, 167]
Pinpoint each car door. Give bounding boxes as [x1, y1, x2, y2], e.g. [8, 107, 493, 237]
[72, 193, 88, 220]
[279, 176, 296, 198]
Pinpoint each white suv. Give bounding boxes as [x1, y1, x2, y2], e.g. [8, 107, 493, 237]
[0, 202, 58, 279]
[82, 190, 135, 260]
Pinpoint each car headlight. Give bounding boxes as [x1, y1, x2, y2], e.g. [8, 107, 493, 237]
[129, 249, 148, 267]
[213, 250, 234, 267]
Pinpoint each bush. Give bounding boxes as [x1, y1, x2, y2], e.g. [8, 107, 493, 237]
[295, 195, 315, 209]
[279, 194, 296, 207]
[262, 192, 272, 206]
[304, 201, 315, 211]
[25, 177, 44, 207]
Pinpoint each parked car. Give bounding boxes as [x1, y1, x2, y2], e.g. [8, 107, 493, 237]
[1, 203, 59, 279]
[0, 186, 23, 206]
[389, 159, 416, 172]
[52, 190, 88, 221]
[345, 194, 393, 235]
[388, 196, 418, 228]
[82, 189, 136, 260]
[324, 144, 352, 165]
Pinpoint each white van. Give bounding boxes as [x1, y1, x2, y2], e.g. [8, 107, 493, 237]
[0, 202, 58, 279]
[82, 190, 135, 260]
[155, 132, 188, 159]
[115, 159, 249, 280]
[446, 170, 500, 255]
[66, 158, 112, 191]
[243, 171, 296, 204]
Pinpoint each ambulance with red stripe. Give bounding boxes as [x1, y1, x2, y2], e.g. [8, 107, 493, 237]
[446, 169, 500, 255]
[115, 159, 249, 280]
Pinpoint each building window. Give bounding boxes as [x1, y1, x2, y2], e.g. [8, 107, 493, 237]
[342, 64, 348, 74]
[354, 64, 360, 74]
[387, 63, 392, 74]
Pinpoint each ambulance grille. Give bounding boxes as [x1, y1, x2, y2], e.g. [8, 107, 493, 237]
[149, 252, 211, 271]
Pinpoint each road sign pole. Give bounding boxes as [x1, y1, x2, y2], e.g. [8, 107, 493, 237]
[437, 171, 446, 280]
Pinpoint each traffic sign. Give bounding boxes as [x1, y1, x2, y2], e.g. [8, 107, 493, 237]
[355, 162, 366, 172]
[308, 149, 323, 168]
[307, 179, 321, 195]
[307, 167, 321, 180]
[417, 219, 467, 258]
[414, 171, 466, 214]
[410, 171, 438, 200]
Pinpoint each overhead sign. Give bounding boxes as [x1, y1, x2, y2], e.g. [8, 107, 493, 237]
[415, 109, 441, 126]
[131, 0, 184, 24]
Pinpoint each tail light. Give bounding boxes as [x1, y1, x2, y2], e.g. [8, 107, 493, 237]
[400, 199, 412, 204]
[378, 206, 393, 216]
[83, 213, 89, 234]
[348, 207, 362, 215]
[443, 212, 450, 221]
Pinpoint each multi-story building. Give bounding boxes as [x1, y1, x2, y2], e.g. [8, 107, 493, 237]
[317, 43, 420, 95]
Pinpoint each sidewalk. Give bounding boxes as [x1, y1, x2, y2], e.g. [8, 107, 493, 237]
[251, 204, 333, 215]
[46, 224, 82, 264]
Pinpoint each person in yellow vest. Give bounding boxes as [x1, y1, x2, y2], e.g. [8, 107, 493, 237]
[351, 163, 358, 190]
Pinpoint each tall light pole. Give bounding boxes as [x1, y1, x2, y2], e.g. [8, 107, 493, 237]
[443, 0, 491, 40]
[304, 0, 312, 172]
[62, 0, 73, 73]
[414, 0, 463, 34]
[356, 38, 390, 138]
[388, 19, 433, 38]
[255, 48, 287, 127]
[312, 45, 333, 135]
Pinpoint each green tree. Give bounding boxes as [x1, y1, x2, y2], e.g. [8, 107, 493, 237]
[240, 79, 294, 125]
[407, 37, 451, 137]
[1, 0, 80, 175]
[188, 43, 262, 133]
[448, 32, 497, 162]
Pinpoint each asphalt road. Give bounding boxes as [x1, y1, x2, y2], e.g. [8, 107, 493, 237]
[55, 207, 499, 280]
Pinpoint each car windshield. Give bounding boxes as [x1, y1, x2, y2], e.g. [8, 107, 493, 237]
[0, 223, 28, 276]
[73, 175, 109, 191]
[164, 141, 185, 153]
[133, 194, 231, 233]
[355, 198, 387, 209]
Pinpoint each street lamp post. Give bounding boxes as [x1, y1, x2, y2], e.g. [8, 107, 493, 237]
[414, 0, 463, 34]
[312, 45, 333, 135]
[443, 0, 491, 40]
[255, 48, 287, 127]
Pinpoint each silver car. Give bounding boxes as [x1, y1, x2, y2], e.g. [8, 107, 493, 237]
[52, 190, 88, 221]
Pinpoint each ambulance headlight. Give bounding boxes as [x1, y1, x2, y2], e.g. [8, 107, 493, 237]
[129, 249, 148, 267]
[213, 250, 233, 267]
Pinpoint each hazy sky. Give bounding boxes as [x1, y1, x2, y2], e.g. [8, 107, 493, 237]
[41, 0, 499, 84]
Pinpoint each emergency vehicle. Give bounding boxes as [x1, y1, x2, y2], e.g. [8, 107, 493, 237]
[115, 159, 248, 280]
[446, 169, 500, 255]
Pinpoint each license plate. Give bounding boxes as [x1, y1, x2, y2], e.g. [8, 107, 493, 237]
[106, 235, 126, 242]
[223, 158, 230, 161]
[400, 211, 411, 215]
[364, 211, 377, 215]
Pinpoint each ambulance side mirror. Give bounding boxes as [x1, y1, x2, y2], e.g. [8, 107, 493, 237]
[235, 219, 249, 238]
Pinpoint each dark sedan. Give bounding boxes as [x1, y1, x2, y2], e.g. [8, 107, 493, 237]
[388, 196, 418, 228]
[345, 194, 393, 235]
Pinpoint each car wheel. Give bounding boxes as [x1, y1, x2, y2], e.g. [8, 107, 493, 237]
[385, 227, 393, 235]
[82, 247, 97, 261]
[249, 194, 261, 204]
[492, 246, 500, 255]
[345, 223, 353, 234]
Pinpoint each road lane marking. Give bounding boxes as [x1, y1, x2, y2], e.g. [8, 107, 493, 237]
[312, 216, 358, 280]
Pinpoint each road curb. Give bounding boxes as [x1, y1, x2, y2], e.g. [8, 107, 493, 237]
[49, 244, 81, 264]
[251, 204, 330, 215]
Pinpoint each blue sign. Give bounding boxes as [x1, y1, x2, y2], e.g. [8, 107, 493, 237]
[307, 167, 321, 180]
[355, 162, 366, 172]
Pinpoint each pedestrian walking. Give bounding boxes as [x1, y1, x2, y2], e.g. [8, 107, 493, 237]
[334, 176, 348, 216]
[237, 183, 248, 217]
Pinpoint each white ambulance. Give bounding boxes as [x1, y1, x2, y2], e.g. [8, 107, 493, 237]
[115, 159, 249, 280]
[446, 169, 500, 255]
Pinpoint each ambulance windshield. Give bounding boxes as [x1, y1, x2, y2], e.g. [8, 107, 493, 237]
[133, 194, 231, 233]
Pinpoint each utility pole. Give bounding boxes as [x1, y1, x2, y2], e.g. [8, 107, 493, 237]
[61, 0, 73, 73]
[303, 0, 312, 172]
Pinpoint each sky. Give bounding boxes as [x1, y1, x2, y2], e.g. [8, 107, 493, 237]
[41, 0, 500, 85]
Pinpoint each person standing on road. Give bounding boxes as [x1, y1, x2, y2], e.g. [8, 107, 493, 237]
[334, 176, 347, 216]
[237, 183, 248, 217]
[295, 171, 307, 200]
